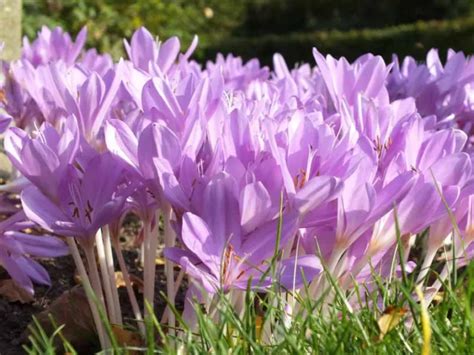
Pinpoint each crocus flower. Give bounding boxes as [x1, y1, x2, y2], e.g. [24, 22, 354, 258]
[22, 26, 87, 67]
[21, 153, 133, 240]
[5, 116, 79, 201]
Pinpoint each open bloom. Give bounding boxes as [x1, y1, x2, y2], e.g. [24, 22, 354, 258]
[21, 153, 133, 240]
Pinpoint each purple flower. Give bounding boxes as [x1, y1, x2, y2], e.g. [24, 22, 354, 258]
[5, 117, 79, 201]
[21, 153, 133, 240]
[22, 26, 87, 67]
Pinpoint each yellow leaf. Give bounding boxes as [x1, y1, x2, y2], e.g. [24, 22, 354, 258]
[155, 257, 165, 266]
[415, 286, 432, 355]
[377, 306, 407, 340]
[114, 271, 144, 294]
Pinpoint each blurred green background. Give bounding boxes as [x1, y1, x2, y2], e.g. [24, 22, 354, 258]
[23, 0, 474, 65]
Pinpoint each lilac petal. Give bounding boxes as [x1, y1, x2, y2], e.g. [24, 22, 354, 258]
[158, 36, 180, 73]
[128, 27, 157, 71]
[180, 255, 218, 293]
[0, 251, 34, 294]
[429, 153, 471, 187]
[153, 157, 190, 210]
[240, 181, 272, 234]
[104, 119, 139, 169]
[0, 113, 12, 133]
[202, 173, 241, 249]
[398, 183, 460, 233]
[82, 153, 125, 210]
[4, 127, 28, 167]
[6, 232, 68, 257]
[142, 79, 182, 131]
[264, 120, 296, 196]
[91, 197, 128, 234]
[295, 176, 342, 215]
[138, 122, 182, 178]
[180, 213, 221, 277]
[21, 186, 76, 237]
[69, 27, 87, 63]
[279, 255, 322, 288]
[16, 256, 51, 286]
[164, 246, 202, 266]
[241, 211, 299, 265]
[358, 171, 416, 235]
[91, 68, 122, 137]
[78, 73, 105, 135]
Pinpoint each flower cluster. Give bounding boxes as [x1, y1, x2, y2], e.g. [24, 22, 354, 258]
[1, 26, 474, 343]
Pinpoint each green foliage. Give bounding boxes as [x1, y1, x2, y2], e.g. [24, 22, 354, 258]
[23, 261, 474, 354]
[241, 0, 474, 34]
[204, 17, 474, 66]
[23, 0, 247, 58]
[22, 2, 474, 65]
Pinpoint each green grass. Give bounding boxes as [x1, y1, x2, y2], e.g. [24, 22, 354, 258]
[23, 258, 474, 354]
[203, 16, 474, 66]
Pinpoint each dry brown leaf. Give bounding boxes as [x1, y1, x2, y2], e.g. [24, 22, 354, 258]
[377, 306, 407, 340]
[114, 271, 144, 293]
[0, 279, 34, 303]
[23, 285, 98, 353]
[112, 324, 143, 352]
[73, 271, 82, 285]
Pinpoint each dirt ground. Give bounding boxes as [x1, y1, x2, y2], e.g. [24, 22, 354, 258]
[0, 219, 185, 355]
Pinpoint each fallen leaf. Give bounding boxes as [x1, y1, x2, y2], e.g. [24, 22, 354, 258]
[23, 285, 98, 353]
[377, 306, 407, 340]
[114, 271, 144, 294]
[73, 271, 82, 285]
[0, 279, 34, 303]
[112, 324, 143, 352]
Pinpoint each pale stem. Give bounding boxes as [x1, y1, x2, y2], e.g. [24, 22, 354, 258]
[140, 242, 145, 268]
[95, 229, 117, 324]
[231, 289, 245, 317]
[83, 240, 107, 320]
[66, 238, 108, 349]
[312, 246, 345, 301]
[112, 237, 145, 336]
[142, 219, 151, 317]
[103, 226, 123, 325]
[144, 216, 159, 318]
[160, 269, 184, 324]
[162, 204, 176, 335]
[416, 247, 438, 285]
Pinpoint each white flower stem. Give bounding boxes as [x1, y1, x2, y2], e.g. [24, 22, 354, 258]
[83, 240, 107, 320]
[95, 229, 117, 324]
[160, 269, 184, 324]
[112, 237, 145, 335]
[144, 215, 159, 318]
[67, 238, 108, 349]
[103, 226, 123, 325]
[416, 247, 438, 285]
[162, 203, 176, 335]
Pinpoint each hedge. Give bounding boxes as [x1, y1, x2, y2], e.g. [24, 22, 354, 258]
[201, 17, 474, 67]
